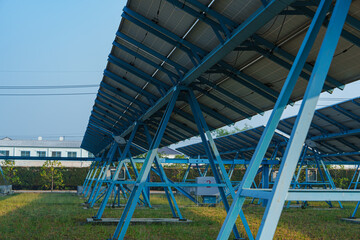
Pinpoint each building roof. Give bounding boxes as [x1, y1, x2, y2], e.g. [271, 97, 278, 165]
[81, 0, 360, 155]
[158, 147, 182, 156]
[0, 139, 82, 148]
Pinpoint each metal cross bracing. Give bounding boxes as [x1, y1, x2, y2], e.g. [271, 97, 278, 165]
[286, 147, 343, 209]
[349, 165, 360, 218]
[78, 0, 360, 239]
[218, 1, 360, 239]
[81, 0, 360, 157]
[105, 87, 253, 240]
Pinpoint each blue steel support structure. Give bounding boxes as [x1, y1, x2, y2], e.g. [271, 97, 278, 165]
[217, 1, 352, 239]
[111, 87, 181, 240]
[87, 143, 118, 205]
[84, 153, 106, 197]
[187, 88, 248, 240]
[349, 165, 360, 218]
[143, 124, 184, 220]
[106, 0, 300, 235]
[93, 123, 152, 220]
[81, 161, 96, 194]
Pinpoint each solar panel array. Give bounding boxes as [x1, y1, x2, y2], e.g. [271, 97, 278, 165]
[278, 97, 360, 163]
[177, 97, 360, 164]
[81, 0, 360, 155]
[176, 126, 287, 160]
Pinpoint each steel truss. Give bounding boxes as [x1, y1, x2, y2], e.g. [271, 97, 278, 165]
[95, 87, 262, 240]
[287, 147, 342, 208]
[217, 1, 359, 239]
[349, 165, 360, 218]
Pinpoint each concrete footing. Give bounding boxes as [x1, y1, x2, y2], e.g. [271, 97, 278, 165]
[86, 218, 192, 224]
[341, 218, 360, 224]
[0, 185, 13, 195]
[77, 186, 84, 195]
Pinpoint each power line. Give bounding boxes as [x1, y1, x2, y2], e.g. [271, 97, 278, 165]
[0, 70, 102, 73]
[0, 84, 98, 89]
[0, 93, 97, 96]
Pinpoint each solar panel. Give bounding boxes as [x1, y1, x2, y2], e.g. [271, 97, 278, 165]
[81, 0, 360, 155]
[278, 97, 360, 163]
[176, 126, 287, 160]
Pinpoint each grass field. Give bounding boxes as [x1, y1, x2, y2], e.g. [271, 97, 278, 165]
[0, 193, 359, 239]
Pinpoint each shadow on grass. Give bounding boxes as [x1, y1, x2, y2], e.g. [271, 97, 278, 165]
[0, 193, 359, 240]
[0, 193, 17, 203]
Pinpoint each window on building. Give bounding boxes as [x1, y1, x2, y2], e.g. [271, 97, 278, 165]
[67, 152, 77, 158]
[88, 152, 95, 158]
[0, 150, 9, 156]
[21, 151, 30, 157]
[37, 151, 46, 157]
[51, 151, 61, 157]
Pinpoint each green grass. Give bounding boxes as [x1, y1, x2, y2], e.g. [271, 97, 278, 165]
[0, 193, 359, 239]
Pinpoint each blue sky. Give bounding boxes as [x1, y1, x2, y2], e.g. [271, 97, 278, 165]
[0, 0, 127, 140]
[0, 1, 359, 145]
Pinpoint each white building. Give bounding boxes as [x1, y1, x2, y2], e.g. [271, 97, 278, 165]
[0, 137, 183, 167]
[0, 137, 93, 167]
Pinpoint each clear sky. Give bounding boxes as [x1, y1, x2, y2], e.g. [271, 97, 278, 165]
[0, 0, 127, 140]
[0, 1, 359, 145]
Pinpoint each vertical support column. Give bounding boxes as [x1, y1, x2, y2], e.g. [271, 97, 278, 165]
[187, 89, 251, 240]
[182, 163, 192, 182]
[111, 87, 180, 240]
[262, 164, 269, 207]
[127, 152, 152, 207]
[319, 159, 343, 208]
[85, 156, 108, 199]
[94, 123, 143, 220]
[352, 202, 360, 218]
[257, 1, 351, 238]
[350, 165, 360, 217]
[217, 0, 336, 238]
[88, 142, 118, 206]
[81, 161, 96, 194]
[84, 153, 105, 197]
[143, 124, 184, 219]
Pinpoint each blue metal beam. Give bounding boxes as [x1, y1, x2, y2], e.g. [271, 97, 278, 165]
[196, 77, 264, 115]
[310, 128, 360, 141]
[165, 0, 228, 42]
[101, 82, 148, 112]
[294, 5, 360, 48]
[112, 41, 179, 85]
[217, 0, 334, 238]
[116, 32, 188, 75]
[119, 0, 297, 140]
[95, 100, 134, 124]
[95, 98, 135, 122]
[108, 54, 169, 95]
[121, 10, 202, 65]
[98, 90, 142, 117]
[251, 34, 345, 90]
[191, 84, 252, 119]
[250, 44, 335, 92]
[332, 105, 360, 123]
[104, 69, 158, 102]
[179, 0, 343, 91]
[211, 65, 278, 103]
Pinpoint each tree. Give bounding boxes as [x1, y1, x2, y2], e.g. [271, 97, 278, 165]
[212, 123, 252, 138]
[40, 160, 64, 191]
[1, 160, 21, 185]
